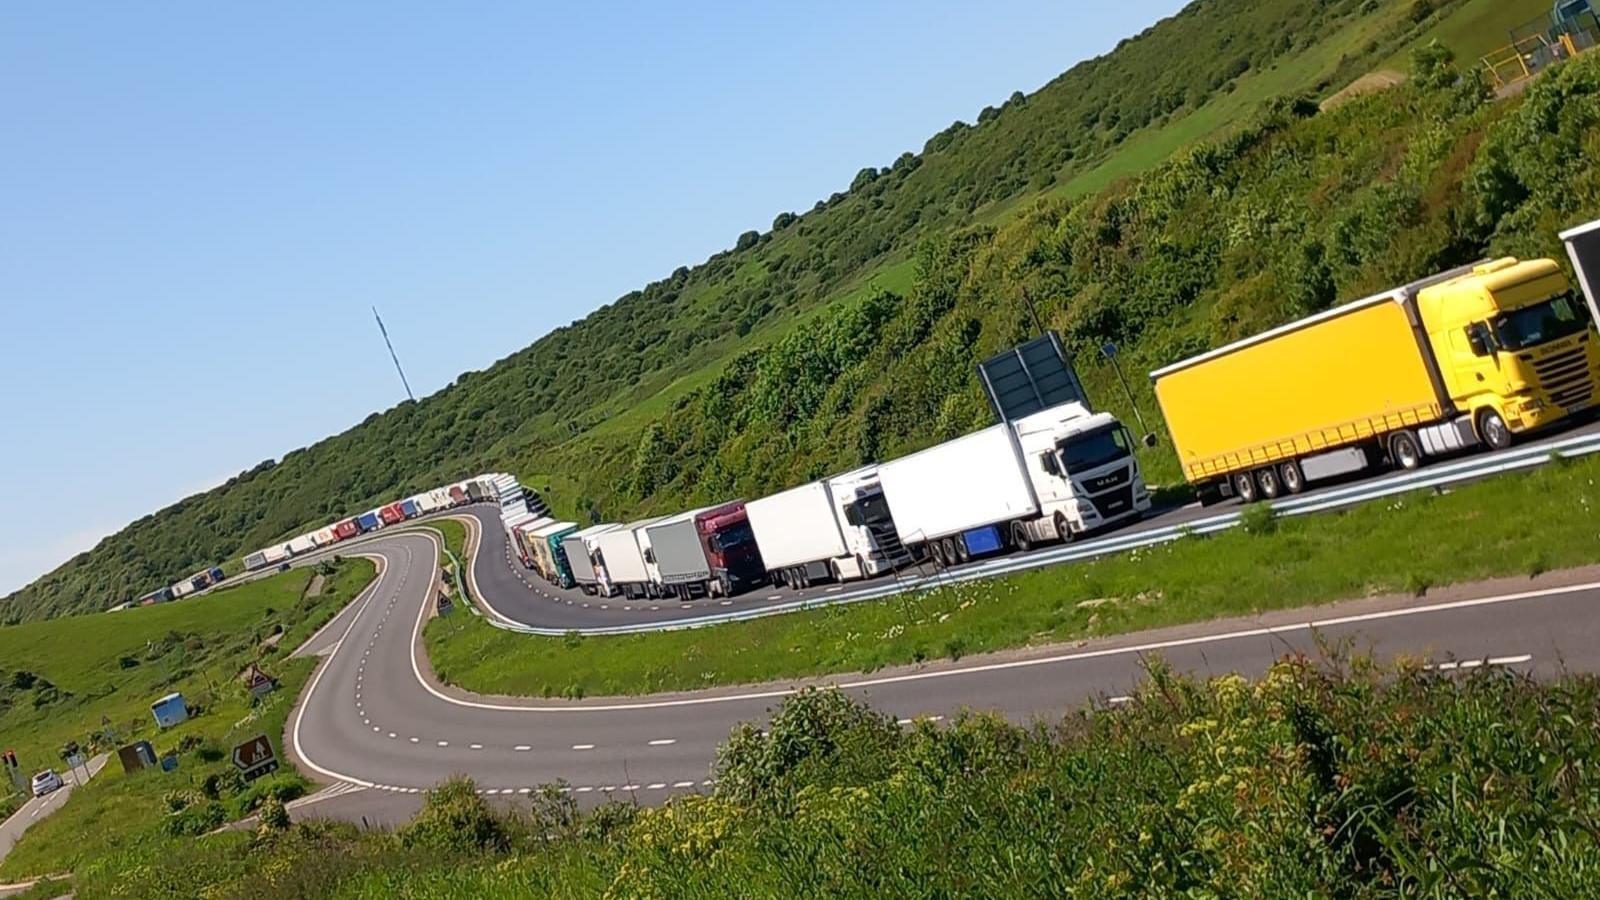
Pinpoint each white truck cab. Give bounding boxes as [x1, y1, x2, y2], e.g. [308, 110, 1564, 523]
[828, 466, 914, 579]
[1010, 404, 1151, 549]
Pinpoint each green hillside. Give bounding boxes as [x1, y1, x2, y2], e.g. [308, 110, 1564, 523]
[3, 0, 1583, 621]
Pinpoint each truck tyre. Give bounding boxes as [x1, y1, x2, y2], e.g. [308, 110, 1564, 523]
[955, 537, 970, 563]
[1054, 512, 1074, 545]
[1476, 409, 1513, 451]
[941, 537, 960, 566]
[1011, 521, 1034, 552]
[830, 559, 846, 583]
[1233, 471, 1258, 504]
[1390, 431, 1423, 470]
[1256, 467, 1281, 499]
[930, 542, 947, 568]
[1279, 460, 1305, 494]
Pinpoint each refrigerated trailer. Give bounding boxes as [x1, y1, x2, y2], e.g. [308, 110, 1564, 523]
[562, 523, 620, 595]
[643, 502, 766, 598]
[878, 401, 1150, 567]
[593, 515, 670, 599]
[286, 534, 318, 556]
[1152, 257, 1600, 503]
[746, 466, 912, 588]
[503, 512, 548, 567]
[243, 552, 269, 571]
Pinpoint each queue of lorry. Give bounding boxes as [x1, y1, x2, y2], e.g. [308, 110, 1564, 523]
[136, 220, 1600, 608]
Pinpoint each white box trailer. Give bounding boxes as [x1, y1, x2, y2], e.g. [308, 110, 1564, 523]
[879, 402, 1150, 567]
[170, 579, 196, 599]
[562, 523, 620, 594]
[594, 515, 671, 599]
[879, 424, 1037, 546]
[286, 534, 318, 556]
[243, 551, 269, 571]
[747, 483, 848, 586]
[748, 466, 915, 588]
[262, 544, 289, 564]
[312, 527, 336, 547]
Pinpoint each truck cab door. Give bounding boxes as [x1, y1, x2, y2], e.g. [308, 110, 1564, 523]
[1436, 323, 1502, 408]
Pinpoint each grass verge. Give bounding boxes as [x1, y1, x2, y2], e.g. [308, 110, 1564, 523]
[0, 558, 376, 882]
[427, 452, 1600, 699]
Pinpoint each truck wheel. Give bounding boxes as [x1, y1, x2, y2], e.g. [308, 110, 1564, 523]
[1256, 467, 1281, 499]
[1476, 409, 1513, 451]
[955, 537, 970, 563]
[1279, 460, 1305, 494]
[1054, 512, 1074, 545]
[930, 542, 947, 568]
[1011, 521, 1034, 552]
[1390, 431, 1423, 470]
[941, 537, 960, 566]
[1233, 471, 1258, 504]
[830, 559, 846, 583]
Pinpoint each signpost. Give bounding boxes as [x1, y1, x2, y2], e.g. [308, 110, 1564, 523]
[232, 734, 279, 782]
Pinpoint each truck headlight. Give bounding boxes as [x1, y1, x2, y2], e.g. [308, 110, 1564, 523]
[1519, 398, 1546, 413]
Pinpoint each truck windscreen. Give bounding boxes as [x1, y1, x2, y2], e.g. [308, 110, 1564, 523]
[715, 521, 755, 550]
[850, 493, 893, 525]
[1494, 292, 1591, 351]
[1060, 426, 1131, 470]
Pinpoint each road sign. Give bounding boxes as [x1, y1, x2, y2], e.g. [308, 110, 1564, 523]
[232, 734, 279, 782]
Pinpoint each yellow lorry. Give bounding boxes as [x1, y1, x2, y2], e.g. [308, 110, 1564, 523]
[1152, 256, 1600, 503]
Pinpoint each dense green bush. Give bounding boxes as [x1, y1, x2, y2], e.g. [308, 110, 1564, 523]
[78, 657, 1600, 897]
[396, 777, 506, 854]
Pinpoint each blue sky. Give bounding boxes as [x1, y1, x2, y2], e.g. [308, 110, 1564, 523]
[0, 1, 1188, 596]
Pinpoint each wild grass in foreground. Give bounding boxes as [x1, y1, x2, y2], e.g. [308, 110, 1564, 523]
[72, 655, 1600, 897]
[0, 558, 376, 882]
[427, 451, 1600, 698]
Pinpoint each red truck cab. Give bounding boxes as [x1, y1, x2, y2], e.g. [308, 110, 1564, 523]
[379, 503, 406, 525]
[696, 502, 767, 595]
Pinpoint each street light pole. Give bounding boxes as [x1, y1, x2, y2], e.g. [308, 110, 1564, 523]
[1100, 342, 1157, 446]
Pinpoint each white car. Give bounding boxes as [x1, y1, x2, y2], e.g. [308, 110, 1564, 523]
[30, 769, 63, 798]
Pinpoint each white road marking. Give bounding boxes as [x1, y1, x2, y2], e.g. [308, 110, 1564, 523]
[518, 787, 531, 794]
[647, 782, 666, 790]
[514, 745, 532, 751]
[409, 737, 419, 743]
[571, 743, 594, 751]
[826, 586, 843, 593]
[437, 740, 449, 747]
[469, 743, 483, 750]
[387, 732, 396, 739]
[575, 786, 593, 793]
[406, 575, 1600, 714]
[648, 738, 676, 746]
[1106, 696, 1133, 705]
[672, 780, 695, 788]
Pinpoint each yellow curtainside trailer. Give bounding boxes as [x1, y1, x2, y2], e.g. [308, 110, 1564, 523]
[1152, 255, 1600, 504]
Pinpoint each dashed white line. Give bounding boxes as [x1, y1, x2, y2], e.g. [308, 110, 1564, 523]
[647, 782, 666, 790]
[1106, 696, 1133, 705]
[469, 743, 483, 750]
[571, 743, 595, 751]
[514, 745, 532, 752]
[672, 780, 695, 788]
[437, 740, 449, 747]
[648, 738, 677, 746]
[409, 737, 419, 743]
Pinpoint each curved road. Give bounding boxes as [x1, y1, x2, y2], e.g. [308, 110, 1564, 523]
[286, 526, 1600, 807]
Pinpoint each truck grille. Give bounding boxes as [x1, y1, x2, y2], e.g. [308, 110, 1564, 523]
[1532, 345, 1595, 411]
[1088, 485, 1135, 520]
[1081, 467, 1131, 494]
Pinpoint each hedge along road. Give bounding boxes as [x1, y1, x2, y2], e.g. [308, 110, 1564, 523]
[275, 521, 1600, 805]
[462, 418, 1600, 635]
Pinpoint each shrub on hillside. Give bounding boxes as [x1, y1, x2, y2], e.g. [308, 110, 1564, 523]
[397, 777, 506, 854]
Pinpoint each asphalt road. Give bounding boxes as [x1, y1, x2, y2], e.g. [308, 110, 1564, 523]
[465, 416, 1600, 633]
[0, 753, 108, 867]
[285, 526, 1600, 805]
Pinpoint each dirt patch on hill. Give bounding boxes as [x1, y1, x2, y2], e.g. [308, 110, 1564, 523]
[1321, 69, 1407, 111]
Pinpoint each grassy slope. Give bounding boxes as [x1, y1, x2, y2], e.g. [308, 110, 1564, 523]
[428, 451, 1600, 699]
[0, 559, 376, 881]
[10, 0, 1515, 622]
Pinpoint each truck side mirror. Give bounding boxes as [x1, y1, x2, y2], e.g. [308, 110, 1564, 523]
[844, 506, 861, 526]
[644, 549, 655, 564]
[1466, 324, 1491, 357]
[1041, 453, 1060, 476]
